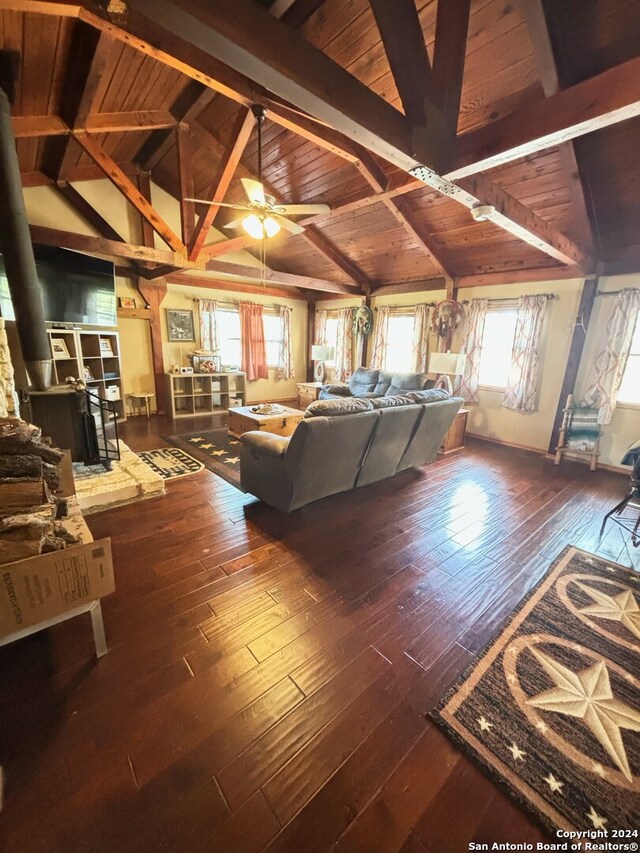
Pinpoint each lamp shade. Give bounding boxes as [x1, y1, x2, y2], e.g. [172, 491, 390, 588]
[311, 345, 335, 361]
[429, 352, 466, 376]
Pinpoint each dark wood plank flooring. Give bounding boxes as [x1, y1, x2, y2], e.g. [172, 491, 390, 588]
[0, 413, 636, 853]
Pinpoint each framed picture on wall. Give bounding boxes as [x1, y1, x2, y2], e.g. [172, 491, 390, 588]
[166, 309, 195, 342]
[118, 296, 136, 309]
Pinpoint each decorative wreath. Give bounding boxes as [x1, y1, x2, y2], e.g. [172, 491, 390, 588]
[431, 299, 465, 338]
[353, 304, 374, 336]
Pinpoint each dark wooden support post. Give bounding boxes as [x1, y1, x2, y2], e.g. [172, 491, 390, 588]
[177, 124, 195, 246]
[137, 278, 168, 415]
[306, 297, 316, 382]
[547, 274, 599, 454]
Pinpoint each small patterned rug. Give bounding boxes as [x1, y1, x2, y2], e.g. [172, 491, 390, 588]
[163, 429, 242, 489]
[432, 546, 639, 834]
[136, 447, 203, 480]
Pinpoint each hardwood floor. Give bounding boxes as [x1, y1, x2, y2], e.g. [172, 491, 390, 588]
[0, 414, 636, 853]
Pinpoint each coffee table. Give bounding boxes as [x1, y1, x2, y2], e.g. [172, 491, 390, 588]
[227, 404, 304, 439]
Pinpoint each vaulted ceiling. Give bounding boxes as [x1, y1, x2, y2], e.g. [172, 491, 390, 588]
[2, 0, 640, 295]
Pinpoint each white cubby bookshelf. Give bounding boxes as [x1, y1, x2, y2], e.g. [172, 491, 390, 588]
[47, 328, 126, 423]
[165, 372, 246, 418]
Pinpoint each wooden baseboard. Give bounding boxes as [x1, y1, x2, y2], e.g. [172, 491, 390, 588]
[468, 432, 629, 475]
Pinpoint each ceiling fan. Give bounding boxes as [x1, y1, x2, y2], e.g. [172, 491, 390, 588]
[186, 104, 330, 240]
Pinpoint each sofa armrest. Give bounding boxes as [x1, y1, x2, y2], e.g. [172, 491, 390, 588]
[240, 430, 290, 460]
[321, 383, 351, 396]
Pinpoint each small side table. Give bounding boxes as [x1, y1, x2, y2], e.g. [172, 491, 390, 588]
[129, 392, 155, 419]
[297, 381, 323, 409]
[442, 408, 469, 453]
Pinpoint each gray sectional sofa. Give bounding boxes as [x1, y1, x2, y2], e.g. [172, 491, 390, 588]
[319, 366, 433, 400]
[239, 389, 463, 512]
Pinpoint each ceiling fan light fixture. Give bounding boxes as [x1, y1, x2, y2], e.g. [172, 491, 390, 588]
[241, 213, 281, 239]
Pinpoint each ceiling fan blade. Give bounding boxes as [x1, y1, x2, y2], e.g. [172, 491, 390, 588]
[271, 213, 305, 235]
[277, 203, 331, 216]
[224, 216, 246, 230]
[185, 198, 253, 211]
[241, 178, 266, 205]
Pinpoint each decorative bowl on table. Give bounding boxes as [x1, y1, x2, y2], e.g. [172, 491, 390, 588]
[250, 404, 284, 415]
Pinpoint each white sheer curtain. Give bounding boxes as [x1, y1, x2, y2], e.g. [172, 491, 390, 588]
[412, 303, 431, 373]
[198, 299, 219, 352]
[582, 289, 640, 424]
[276, 305, 294, 380]
[334, 307, 354, 381]
[456, 298, 487, 403]
[370, 305, 390, 370]
[502, 295, 548, 412]
[315, 308, 328, 345]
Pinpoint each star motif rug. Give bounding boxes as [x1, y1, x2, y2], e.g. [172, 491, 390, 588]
[135, 448, 203, 480]
[162, 429, 243, 489]
[432, 546, 639, 834]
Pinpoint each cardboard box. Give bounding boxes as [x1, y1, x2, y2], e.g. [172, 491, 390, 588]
[0, 538, 114, 639]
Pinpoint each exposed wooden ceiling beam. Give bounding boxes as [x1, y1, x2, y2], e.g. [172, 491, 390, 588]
[431, 0, 472, 135]
[167, 271, 307, 301]
[456, 265, 582, 288]
[300, 225, 372, 292]
[278, 0, 326, 28]
[120, 0, 448, 173]
[74, 133, 186, 253]
[519, 0, 595, 256]
[27, 224, 358, 294]
[451, 55, 640, 179]
[369, 0, 434, 127]
[12, 109, 176, 137]
[56, 182, 125, 243]
[188, 107, 254, 260]
[176, 126, 195, 246]
[371, 278, 447, 297]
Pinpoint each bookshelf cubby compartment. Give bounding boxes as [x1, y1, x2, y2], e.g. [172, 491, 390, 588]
[166, 372, 246, 418]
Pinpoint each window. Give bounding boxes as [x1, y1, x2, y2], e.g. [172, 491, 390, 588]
[384, 314, 414, 373]
[478, 309, 518, 388]
[217, 308, 241, 368]
[263, 312, 282, 368]
[324, 315, 339, 365]
[617, 315, 640, 405]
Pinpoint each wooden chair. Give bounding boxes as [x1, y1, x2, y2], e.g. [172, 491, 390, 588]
[554, 394, 600, 471]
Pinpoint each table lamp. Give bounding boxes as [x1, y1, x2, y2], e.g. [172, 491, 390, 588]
[428, 352, 466, 394]
[311, 345, 335, 382]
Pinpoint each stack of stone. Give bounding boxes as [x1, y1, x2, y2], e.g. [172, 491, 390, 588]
[0, 418, 80, 565]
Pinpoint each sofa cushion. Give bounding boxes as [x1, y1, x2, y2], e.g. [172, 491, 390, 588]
[385, 372, 429, 396]
[406, 388, 450, 404]
[369, 394, 415, 409]
[305, 397, 374, 418]
[348, 367, 380, 396]
[373, 371, 393, 396]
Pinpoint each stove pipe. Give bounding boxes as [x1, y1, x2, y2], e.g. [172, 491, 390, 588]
[0, 85, 51, 390]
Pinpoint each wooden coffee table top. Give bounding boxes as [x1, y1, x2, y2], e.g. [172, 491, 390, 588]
[228, 404, 303, 422]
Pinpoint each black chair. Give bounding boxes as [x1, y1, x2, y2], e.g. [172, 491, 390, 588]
[600, 440, 640, 547]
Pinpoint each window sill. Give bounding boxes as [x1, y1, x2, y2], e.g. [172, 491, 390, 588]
[478, 384, 507, 392]
[616, 401, 640, 410]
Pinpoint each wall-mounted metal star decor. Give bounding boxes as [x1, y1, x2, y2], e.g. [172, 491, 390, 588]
[527, 648, 640, 783]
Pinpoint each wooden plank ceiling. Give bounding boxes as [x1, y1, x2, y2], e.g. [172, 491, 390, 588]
[1, 0, 639, 294]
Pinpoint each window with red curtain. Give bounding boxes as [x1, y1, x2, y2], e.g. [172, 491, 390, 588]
[239, 302, 268, 381]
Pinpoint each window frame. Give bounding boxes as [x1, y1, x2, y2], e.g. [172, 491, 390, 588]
[477, 306, 519, 392]
[216, 306, 242, 369]
[262, 309, 282, 370]
[383, 311, 415, 374]
[616, 314, 640, 409]
[323, 311, 340, 366]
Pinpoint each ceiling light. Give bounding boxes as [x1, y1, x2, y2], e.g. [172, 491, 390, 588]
[241, 213, 281, 239]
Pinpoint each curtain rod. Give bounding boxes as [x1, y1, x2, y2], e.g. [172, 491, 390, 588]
[192, 297, 282, 311]
[461, 293, 556, 304]
[595, 287, 639, 297]
[374, 302, 436, 311]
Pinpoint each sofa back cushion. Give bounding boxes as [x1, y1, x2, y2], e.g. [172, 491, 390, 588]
[406, 388, 450, 404]
[369, 394, 415, 409]
[397, 397, 463, 472]
[373, 371, 393, 396]
[385, 372, 429, 396]
[357, 404, 422, 487]
[305, 397, 373, 418]
[348, 367, 380, 396]
[285, 410, 379, 509]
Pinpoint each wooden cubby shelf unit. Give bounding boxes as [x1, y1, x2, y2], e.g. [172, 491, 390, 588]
[166, 372, 246, 418]
[46, 328, 126, 423]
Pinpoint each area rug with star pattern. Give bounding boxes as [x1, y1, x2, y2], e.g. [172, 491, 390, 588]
[432, 546, 639, 834]
[162, 429, 243, 489]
